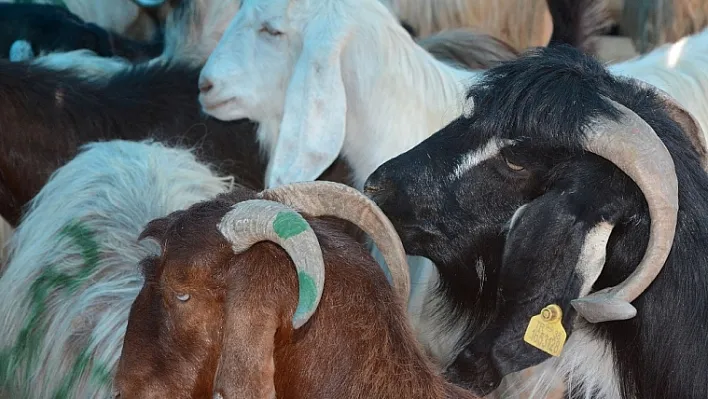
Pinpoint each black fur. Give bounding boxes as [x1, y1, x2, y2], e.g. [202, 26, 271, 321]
[365, 46, 708, 398]
[0, 60, 265, 226]
[0, 4, 162, 62]
[546, 0, 611, 54]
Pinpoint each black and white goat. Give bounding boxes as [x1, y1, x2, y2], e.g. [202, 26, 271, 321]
[365, 46, 708, 399]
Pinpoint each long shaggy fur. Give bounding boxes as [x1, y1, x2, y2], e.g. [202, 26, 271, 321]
[546, 0, 612, 54]
[416, 29, 519, 70]
[0, 140, 233, 398]
[609, 27, 708, 146]
[621, 0, 708, 53]
[382, 0, 553, 51]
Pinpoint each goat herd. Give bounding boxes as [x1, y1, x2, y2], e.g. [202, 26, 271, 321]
[0, 0, 707, 398]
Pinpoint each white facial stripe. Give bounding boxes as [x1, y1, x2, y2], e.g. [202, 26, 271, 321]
[451, 138, 513, 179]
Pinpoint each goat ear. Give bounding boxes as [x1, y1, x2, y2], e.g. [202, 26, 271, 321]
[266, 21, 352, 188]
[503, 191, 624, 318]
[213, 289, 279, 399]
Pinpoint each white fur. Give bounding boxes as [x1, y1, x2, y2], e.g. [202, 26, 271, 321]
[199, 0, 482, 188]
[32, 49, 133, 79]
[9, 40, 34, 62]
[0, 140, 233, 398]
[451, 138, 513, 179]
[609, 27, 708, 146]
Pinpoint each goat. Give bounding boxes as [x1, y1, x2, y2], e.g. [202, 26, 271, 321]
[111, 180, 480, 399]
[0, 59, 267, 227]
[607, 26, 708, 170]
[380, 0, 554, 51]
[0, 140, 235, 398]
[1, 0, 167, 41]
[620, 0, 708, 53]
[415, 29, 519, 70]
[364, 45, 708, 399]
[0, 4, 162, 63]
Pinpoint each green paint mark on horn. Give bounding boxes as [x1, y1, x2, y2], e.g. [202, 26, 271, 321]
[293, 271, 317, 322]
[273, 211, 308, 240]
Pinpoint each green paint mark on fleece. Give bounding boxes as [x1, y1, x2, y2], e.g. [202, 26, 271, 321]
[0, 220, 110, 397]
[293, 271, 317, 321]
[272, 211, 309, 240]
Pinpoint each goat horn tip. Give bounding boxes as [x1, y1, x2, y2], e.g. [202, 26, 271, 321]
[571, 293, 637, 323]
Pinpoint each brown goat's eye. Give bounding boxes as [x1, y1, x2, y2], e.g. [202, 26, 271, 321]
[259, 24, 283, 36]
[176, 293, 191, 302]
[504, 158, 525, 171]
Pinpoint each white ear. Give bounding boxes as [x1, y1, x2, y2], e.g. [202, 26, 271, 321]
[266, 21, 351, 188]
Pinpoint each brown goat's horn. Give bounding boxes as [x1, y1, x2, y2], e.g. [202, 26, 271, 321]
[571, 97, 679, 323]
[259, 181, 411, 302]
[218, 199, 325, 329]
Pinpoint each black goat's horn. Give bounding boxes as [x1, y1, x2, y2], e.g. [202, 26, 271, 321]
[571, 97, 679, 323]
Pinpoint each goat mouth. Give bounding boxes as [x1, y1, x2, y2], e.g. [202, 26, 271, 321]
[199, 96, 240, 117]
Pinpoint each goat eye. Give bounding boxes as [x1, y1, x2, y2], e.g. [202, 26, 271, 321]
[504, 158, 525, 171]
[259, 24, 283, 36]
[176, 293, 190, 302]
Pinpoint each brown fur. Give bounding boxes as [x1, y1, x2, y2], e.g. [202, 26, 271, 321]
[417, 29, 519, 70]
[114, 186, 478, 399]
[387, 0, 553, 51]
[620, 0, 708, 52]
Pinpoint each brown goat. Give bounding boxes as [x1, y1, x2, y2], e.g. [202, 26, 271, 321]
[417, 29, 519, 70]
[114, 181, 479, 399]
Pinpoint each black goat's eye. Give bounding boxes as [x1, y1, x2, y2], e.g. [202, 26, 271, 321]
[260, 24, 283, 36]
[504, 158, 525, 171]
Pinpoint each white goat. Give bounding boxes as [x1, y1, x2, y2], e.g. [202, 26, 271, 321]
[0, 140, 232, 398]
[608, 27, 708, 155]
[197, 0, 484, 365]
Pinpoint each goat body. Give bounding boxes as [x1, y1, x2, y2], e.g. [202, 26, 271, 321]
[0, 59, 265, 226]
[114, 184, 479, 399]
[0, 140, 234, 398]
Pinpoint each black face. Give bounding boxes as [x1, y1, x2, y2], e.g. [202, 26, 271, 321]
[363, 46, 672, 396]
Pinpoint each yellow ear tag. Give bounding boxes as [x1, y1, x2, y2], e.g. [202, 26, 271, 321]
[523, 304, 567, 357]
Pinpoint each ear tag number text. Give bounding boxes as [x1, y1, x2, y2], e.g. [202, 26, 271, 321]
[523, 304, 567, 357]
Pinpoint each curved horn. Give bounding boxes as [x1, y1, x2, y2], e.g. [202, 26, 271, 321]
[571, 97, 679, 323]
[258, 181, 411, 302]
[218, 200, 325, 329]
[131, 0, 166, 7]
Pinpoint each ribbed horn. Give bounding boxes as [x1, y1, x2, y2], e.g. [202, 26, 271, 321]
[571, 97, 679, 323]
[218, 199, 325, 328]
[259, 181, 410, 302]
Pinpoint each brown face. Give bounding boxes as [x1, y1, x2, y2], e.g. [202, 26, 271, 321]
[114, 201, 235, 398]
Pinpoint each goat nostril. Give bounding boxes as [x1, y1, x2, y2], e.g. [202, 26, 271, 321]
[199, 79, 214, 94]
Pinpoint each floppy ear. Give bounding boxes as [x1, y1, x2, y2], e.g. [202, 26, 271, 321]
[266, 20, 352, 188]
[213, 288, 279, 399]
[502, 191, 625, 319]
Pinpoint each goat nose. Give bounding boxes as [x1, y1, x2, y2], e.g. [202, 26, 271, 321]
[198, 77, 214, 94]
[363, 172, 396, 207]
